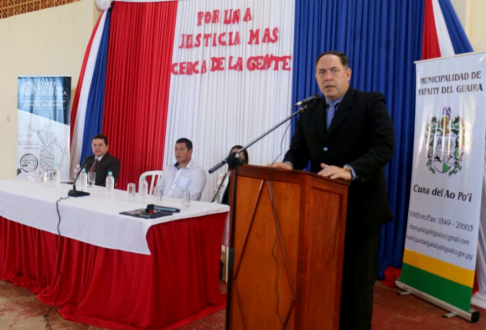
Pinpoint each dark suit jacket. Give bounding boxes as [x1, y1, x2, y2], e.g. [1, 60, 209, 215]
[82, 152, 120, 187]
[283, 87, 395, 236]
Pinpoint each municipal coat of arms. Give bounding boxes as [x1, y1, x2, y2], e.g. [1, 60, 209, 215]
[425, 107, 465, 176]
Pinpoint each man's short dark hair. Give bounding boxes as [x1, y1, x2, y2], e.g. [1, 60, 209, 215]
[315, 50, 349, 68]
[176, 138, 193, 150]
[92, 134, 108, 145]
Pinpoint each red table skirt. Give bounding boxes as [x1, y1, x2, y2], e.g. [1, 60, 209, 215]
[0, 214, 227, 329]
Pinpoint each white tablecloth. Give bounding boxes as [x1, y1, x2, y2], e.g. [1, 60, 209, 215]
[0, 179, 229, 255]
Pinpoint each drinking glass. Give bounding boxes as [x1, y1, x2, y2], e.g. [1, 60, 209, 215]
[127, 183, 136, 201]
[154, 186, 163, 205]
[47, 170, 54, 186]
[39, 170, 47, 184]
[181, 190, 190, 208]
[88, 172, 96, 188]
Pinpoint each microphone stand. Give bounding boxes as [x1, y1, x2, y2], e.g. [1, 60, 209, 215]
[208, 104, 310, 330]
[68, 161, 92, 197]
[208, 105, 308, 174]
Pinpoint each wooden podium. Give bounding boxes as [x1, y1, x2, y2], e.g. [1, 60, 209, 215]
[227, 165, 349, 330]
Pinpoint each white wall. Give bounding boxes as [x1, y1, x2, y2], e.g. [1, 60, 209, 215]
[451, 0, 486, 52]
[467, 0, 486, 52]
[0, 0, 101, 180]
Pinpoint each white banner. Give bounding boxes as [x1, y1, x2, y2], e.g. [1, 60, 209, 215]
[165, 0, 295, 202]
[400, 52, 486, 311]
[17, 76, 71, 180]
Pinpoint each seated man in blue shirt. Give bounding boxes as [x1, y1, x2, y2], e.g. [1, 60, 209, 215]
[157, 138, 207, 201]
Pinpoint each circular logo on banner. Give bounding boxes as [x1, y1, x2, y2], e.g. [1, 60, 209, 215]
[19, 81, 36, 96]
[20, 154, 38, 172]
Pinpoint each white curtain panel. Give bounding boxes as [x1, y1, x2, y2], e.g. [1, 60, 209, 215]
[165, 0, 296, 201]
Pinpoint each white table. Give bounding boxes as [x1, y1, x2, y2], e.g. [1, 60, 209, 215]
[0, 179, 228, 254]
[0, 179, 229, 329]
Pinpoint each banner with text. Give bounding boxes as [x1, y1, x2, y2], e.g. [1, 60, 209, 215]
[165, 0, 295, 201]
[17, 76, 71, 180]
[400, 53, 486, 311]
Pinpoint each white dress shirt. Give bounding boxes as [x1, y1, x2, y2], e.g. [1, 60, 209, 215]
[157, 159, 207, 201]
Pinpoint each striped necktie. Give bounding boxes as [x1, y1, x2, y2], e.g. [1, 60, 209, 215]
[326, 101, 340, 129]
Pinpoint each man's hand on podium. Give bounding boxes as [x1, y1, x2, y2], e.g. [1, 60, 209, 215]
[269, 162, 293, 170]
[318, 163, 352, 181]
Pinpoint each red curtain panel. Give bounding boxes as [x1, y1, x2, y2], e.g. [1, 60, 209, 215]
[102, 2, 178, 190]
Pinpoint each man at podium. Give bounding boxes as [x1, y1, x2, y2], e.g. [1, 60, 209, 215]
[273, 50, 395, 330]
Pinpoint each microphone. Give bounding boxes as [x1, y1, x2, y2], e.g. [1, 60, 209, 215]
[68, 160, 93, 197]
[294, 94, 319, 107]
[208, 151, 245, 174]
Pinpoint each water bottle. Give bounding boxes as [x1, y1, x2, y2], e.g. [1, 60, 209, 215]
[106, 171, 115, 197]
[53, 164, 61, 187]
[27, 160, 35, 181]
[74, 164, 81, 185]
[79, 169, 88, 191]
[139, 175, 148, 202]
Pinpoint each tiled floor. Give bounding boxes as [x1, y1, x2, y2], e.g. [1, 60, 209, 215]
[372, 282, 485, 330]
[0, 278, 485, 329]
[180, 281, 486, 330]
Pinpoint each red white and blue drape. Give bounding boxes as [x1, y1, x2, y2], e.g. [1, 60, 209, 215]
[70, 0, 483, 304]
[70, 0, 295, 198]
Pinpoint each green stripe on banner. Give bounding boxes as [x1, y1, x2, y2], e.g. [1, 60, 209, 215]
[400, 263, 472, 311]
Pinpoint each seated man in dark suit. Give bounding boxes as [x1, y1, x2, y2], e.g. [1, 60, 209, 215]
[82, 134, 120, 187]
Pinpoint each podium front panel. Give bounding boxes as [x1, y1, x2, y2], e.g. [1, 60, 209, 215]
[228, 165, 348, 330]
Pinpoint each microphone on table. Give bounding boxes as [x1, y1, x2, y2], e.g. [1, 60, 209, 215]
[68, 160, 92, 197]
[294, 93, 319, 107]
